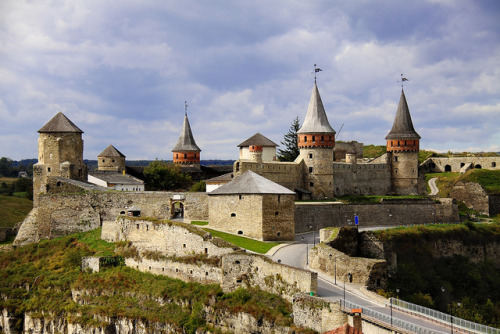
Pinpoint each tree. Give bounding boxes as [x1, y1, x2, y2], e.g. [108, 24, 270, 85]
[0, 157, 13, 177]
[277, 116, 300, 162]
[143, 159, 192, 191]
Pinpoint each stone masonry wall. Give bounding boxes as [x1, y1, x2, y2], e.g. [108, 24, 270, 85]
[294, 199, 459, 233]
[125, 257, 221, 285]
[309, 244, 387, 290]
[332, 163, 391, 196]
[221, 253, 317, 302]
[292, 294, 346, 333]
[421, 157, 500, 173]
[102, 217, 236, 258]
[15, 189, 209, 245]
[234, 160, 304, 192]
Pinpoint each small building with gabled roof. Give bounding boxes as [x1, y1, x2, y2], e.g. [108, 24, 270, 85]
[208, 171, 295, 241]
[237, 132, 278, 162]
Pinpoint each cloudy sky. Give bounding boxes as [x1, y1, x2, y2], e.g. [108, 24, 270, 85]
[1, 0, 499, 161]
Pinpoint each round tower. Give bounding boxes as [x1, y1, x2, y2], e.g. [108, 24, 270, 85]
[385, 89, 421, 195]
[98, 145, 126, 173]
[249, 145, 263, 163]
[297, 83, 336, 198]
[172, 112, 201, 166]
[33, 112, 87, 203]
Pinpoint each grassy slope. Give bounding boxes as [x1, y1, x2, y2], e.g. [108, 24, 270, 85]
[0, 195, 33, 228]
[203, 228, 280, 254]
[372, 223, 500, 327]
[461, 169, 500, 194]
[0, 229, 305, 333]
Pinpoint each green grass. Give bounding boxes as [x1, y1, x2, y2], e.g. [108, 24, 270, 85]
[363, 144, 386, 158]
[461, 169, 500, 194]
[0, 229, 300, 333]
[191, 221, 209, 226]
[0, 195, 33, 227]
[203, 228, 280, 254]
[424, 172, 461, 197]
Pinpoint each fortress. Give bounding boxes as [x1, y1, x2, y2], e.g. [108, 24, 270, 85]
[15, 82, 461, 246]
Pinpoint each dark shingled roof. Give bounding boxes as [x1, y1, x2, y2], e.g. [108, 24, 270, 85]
[89, 171, 144, 185]
[209, 171, 295, 195]
[297, 83, 336, 135]
[237, 133, 278, 147]
[172, 114, 201, 152]
[98, 145, 125, 158]
[38, 112, 83, 133]
[385, 90, 421, 140]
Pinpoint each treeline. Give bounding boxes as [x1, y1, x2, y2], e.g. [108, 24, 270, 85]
[0, 157, 35, 177]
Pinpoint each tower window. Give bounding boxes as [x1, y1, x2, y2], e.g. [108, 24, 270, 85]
[308, 153, 313, 159]
[493, 162, 497, 167]
[394, 156, 398, 162]
[321, 135, 324, 143]
[277, 195, 281, 203]
[310, 182, 314, 187]
[47, 167, 51, 172]
[112, 159, 115, 163]
[275, 211, 279, 216]
[184, 153, 187, 158]
[309, 167, 313, 173]
[304, 136, 307, 143]
[102, 159, 105, 162]
[231, 213, 236, 217]
[395, 169, 398, 174]
[312, 135, 315, 143]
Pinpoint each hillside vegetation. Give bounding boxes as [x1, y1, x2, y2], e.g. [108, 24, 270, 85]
[0, 229, 307, 333]
[373, 222, 500, 327]
[362, 145, 440, 164]
[427, 169, 500, 198]
[0, 195, 33, 228]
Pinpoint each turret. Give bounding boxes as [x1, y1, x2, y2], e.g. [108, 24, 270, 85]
[297, 83, 336, 198]
[385, 89, 421, 194]
[237, 133, 278, 162]
[98, 145, 126, 173]
[33, 112, 87, 203]
[172, 113, 201, 166]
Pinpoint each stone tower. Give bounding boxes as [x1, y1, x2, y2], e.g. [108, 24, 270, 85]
[297, 83, 336, 198]
[172, 113, 201, 167]
[33, 112, 87, 203]
[98, 145, 126, 173]
[385, 89, 421, 194]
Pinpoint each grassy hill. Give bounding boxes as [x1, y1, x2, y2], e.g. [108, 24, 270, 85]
[0, 195, 33, 228]
[0, 229, 309, 333]
[427, 169, 500, 198]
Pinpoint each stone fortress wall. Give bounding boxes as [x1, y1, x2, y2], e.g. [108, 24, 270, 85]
[421, 156, 500, 173]
[102, 217, 317, 303]
[234, 160, 304, 191]
[332, 162, 391, 196]
[15, 180, 209, 245]
[294, 198, 459, 234]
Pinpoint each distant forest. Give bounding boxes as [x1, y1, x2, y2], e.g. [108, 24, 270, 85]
[1, 158, 235, 176]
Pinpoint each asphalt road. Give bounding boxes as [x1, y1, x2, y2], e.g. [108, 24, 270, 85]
[270, 232, 451, 333]
[429, 177, 439, 195]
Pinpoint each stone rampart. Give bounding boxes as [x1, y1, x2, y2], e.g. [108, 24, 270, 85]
[295, 199, 459, 233]
[102, 217, 236, 258]
[332, 163, 391, 196]
[15, 188, 209, 245]
[221, 253, 317, 302]
[421, 157, 500, 173]
[234, 160, 304, 191]
[309, 244, 386, 291]
[292, 294, 346, 333]
[126, 257, 221, 285]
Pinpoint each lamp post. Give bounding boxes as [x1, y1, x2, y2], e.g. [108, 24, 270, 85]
[329, 254, 336, 285]
[309, 224, 315, 247]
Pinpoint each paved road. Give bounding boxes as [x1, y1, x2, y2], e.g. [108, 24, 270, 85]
[429, 177, 439, 195]
[270, 232, 450, 333]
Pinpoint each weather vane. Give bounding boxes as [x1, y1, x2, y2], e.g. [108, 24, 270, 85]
[184, 100, 188, 115]
[398, 74, 409, 88]
[312, 64, 323, 83]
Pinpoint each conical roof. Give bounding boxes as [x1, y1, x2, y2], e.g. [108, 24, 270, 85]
[385, 90, 421, 140]
[172, 114, 201, 152]
[237, 133, 278, 147]
[209, 171, 295, 195]
[98, 145, 125, 158]
[38, 112, 83, 133]
[297, 83, 336, 134]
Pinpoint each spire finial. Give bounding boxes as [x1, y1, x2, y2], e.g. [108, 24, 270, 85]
[398, 74, 409, 89]
[184, 100, 188, 116]
[312, 64, 323, 83]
